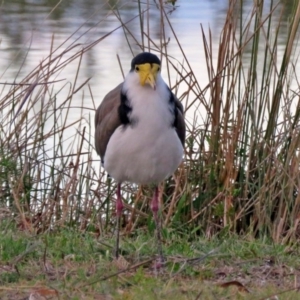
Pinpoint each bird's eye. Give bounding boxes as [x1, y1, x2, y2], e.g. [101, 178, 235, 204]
[157, 67, 160, 72]
[135, 66, 139, 72]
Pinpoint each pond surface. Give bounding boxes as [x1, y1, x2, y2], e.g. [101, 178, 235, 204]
[0, 0, 297, 135]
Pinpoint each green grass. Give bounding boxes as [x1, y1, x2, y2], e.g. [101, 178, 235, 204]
[0, 224, 300, 299]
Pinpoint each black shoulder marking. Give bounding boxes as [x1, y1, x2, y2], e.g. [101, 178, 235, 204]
[118, 91, 132, 125]
[168, 89, 178, 127]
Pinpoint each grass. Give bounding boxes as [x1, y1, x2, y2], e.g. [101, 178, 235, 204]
[1, 223, 300, 299]
[1, 0, 300, 298]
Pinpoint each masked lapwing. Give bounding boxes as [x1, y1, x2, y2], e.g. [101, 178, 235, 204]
[95, 52, 185, 263]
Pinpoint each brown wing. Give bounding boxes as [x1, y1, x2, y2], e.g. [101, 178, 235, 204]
[95, 83, 123, 162]
[174, 95, 186, 147]
[95, 84, 185, 161]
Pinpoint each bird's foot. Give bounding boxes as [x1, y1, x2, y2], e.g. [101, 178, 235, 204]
[152, 255, 167, 271]
[113, 254, 130, 270]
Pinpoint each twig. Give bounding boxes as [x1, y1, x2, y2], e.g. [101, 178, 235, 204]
[80, 257, 154, 287]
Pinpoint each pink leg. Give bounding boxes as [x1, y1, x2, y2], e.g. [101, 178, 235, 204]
[151, 186, 164, 264]
[115, 183, 124, 258]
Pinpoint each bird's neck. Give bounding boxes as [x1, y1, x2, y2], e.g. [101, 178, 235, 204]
[127, 85, 173, 127]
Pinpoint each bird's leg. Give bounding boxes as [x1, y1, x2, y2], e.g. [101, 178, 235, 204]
[115, 183, 124, 259]
[151, 186, 164, 264]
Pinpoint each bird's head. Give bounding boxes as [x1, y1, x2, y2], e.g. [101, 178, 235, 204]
[130, 52, 161, 90]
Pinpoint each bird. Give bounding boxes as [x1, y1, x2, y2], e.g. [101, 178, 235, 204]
[94, 52, 185, 263]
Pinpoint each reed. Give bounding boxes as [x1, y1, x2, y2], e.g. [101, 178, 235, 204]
[1, 0, 300, 244]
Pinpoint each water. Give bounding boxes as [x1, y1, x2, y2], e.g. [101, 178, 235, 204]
[0, 1, 293, 94]
[0, 0, 227, 98]
[0, 0, 297, 147]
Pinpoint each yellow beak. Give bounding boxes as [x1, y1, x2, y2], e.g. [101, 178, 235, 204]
[137, 63, 160, 90]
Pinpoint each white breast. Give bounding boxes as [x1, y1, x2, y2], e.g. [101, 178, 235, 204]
[104, 73, 183, 184]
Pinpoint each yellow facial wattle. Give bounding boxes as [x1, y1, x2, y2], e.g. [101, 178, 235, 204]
[135, 63, 160, 89]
